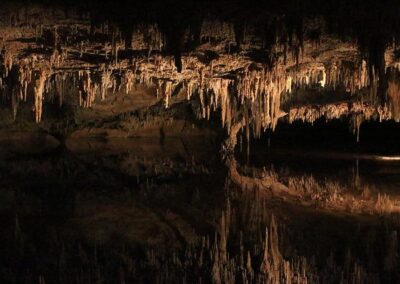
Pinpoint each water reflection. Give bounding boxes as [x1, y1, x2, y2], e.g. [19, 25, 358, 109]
[1, 135, 400, 283]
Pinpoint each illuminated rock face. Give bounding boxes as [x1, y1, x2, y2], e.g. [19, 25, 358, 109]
[1, 4, 400, 140]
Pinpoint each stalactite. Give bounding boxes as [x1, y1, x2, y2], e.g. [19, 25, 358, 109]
[0, 16, 398, 131]
[351, 114, 364, 143]
[54, 73, 67, 107]
[320, 68, 326, 87]
[287, 60, 371, 95]
[0, 49, 385, 129]
[3, 50, 13, 77]
[99, 50, 380, 138]
[200, 20, 235, 44]
[50, 49, 65, 69]
[186, 80, 196, 100]
[369, 67, 379, 104]
[198, 89, 206, 119]
[79, 70, 98, 108]
[100, 68, 113, 100]
[288, 101, 392, 125]
[210, 78, 233, 129]
[125, 70, 135, 95]
[387, 78, 400, 122]
[285, 76, 292, 93]
[132, 24, 164, 51]
[18, 64, 32, 102]
[162, 80, 173, 108]
[33, 69, 48, 123]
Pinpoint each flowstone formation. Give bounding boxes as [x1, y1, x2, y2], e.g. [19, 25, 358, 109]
[2, 4, 400, 142]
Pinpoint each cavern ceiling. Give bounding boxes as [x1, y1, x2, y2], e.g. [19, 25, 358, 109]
[2, 0, 400, 138]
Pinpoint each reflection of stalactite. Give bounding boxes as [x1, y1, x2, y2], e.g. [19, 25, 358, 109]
[11, 87, 18, 121]
[260, 216, 286, 284]
[211, 201, 296, 284]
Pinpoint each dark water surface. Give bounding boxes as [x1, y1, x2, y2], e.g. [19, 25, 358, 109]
[1, 132, 400, 283]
